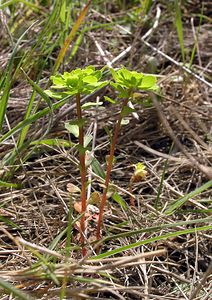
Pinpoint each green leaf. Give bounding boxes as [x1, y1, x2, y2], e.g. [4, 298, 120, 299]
[51, 75, 65, 86]
[110, 82, 129, 98]
[76, 144, 87, 155]
[84, 134, 92, 147]
[104, 96, 117, 104]
[112, 192, 127, 210]
[60, 0, 66, 23]
[119, 68, 132, 80]
[139, 75, 157, 89]
[164, 180, 212, 215]
[66, 118, 86, 129]
[30, 139, 74, 148]
[67, 76, 80, 87]
[121, 105, 136, 117]
[83, 75, 97, 84]
[109, 67, 118, 82]
[65, 123, 79, 138]
[81, 101, 103, 109]
[91, 157, 105, 179]
[44, 90, 64, 99]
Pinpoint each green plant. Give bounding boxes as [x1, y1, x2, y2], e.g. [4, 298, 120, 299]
[47, 66, 107, 255]
[47, 66, 158, 251]
[96, 67, 158, 240]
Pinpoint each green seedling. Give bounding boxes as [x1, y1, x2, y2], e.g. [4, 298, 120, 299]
[96, 67, 158, 240]
[47, 66, 107, 256]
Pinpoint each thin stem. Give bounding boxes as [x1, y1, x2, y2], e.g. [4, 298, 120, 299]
[97, 97, 130, 240]
[76, 92, 87, 256]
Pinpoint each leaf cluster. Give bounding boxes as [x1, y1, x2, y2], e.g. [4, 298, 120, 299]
[46, 66, 108, 98]
[110, 67, 159, 98]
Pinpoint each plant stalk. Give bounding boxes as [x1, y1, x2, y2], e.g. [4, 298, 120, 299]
[97, 97, 130, 240]
[76, 92, 87, 256]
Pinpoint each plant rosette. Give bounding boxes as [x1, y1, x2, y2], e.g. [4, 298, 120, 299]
[46, 65, 108, 98]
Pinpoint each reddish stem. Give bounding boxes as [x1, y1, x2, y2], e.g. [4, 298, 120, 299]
[76, 93, 87, 256]
[96, 97, 130, 240]
[129, 180, 135, 207]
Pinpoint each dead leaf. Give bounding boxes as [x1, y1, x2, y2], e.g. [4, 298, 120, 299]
[67, 183, 81, 193]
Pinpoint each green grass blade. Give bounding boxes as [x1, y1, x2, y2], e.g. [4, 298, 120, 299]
[21, 68, 54, 135]
[0, 180, 21, 188]
[69, 32, 84, 61]
[92, 225, 212, 259]
[21, 69, 53, 111]
[0, 96, 70, 145]
[17, 90, 37, 148]
[0, 22, 37, 131]
[52, 0, 91, 75]
[175, 0, 185, 63]
[102, 217, 212, 243]
[189, 3, 204, 68]
[0, 216, 22, 230]
[142, 0, 153, 15]
[154, 158, 169, 209]
[0, 278, 34, 300]
[0, 81, 10, 131]
[164, 180, 212, 215]
[0, 0, 44, 11]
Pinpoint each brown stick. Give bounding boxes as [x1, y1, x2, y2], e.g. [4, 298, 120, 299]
[150, 92, 212, 179]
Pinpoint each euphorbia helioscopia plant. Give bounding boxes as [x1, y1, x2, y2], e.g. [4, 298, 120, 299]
[47, 66, 159, 253]
[47, 66, 107, 255]
[96, 67, 159, 240]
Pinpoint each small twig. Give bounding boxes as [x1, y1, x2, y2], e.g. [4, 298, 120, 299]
[150, 92, 212, 179]
[134, 140, 189, 163]
[96, 249, 166, 270]
[0, 10, 14, 46]
[17, 237, 64, 259]
[0, 228, 32, 266]
[189, 262, 212, 300]
[142, 5, 161, 40]
[152, 265, 191, 284]
[169, 105, 209, 150]
[191, 17, 202, 68]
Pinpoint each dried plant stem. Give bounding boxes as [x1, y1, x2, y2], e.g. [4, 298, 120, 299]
[76, 93, 87, 256]
[189, 262, 212, 300]
[97, 97, 130, 240]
